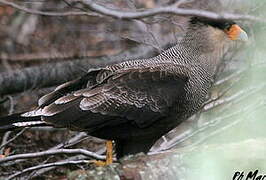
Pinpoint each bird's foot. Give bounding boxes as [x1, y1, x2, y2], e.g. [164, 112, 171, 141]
[92, 140, 113, 166]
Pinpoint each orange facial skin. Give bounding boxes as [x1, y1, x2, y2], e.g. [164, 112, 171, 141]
[225, 24, 243, 40]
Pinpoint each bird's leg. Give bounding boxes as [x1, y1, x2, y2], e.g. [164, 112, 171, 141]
[93, 140, 113, 166]
[106, 140, 113, 164]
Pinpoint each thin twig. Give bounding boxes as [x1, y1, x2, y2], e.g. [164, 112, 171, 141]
[28, 146, 106, 178]
[29, 127, 65, 131]
[7, 159, 93, 180]
[50, 132, 88, 150]
[6, 96, 14, 114]
[214, 68, 246, 86]
[77, 0, 265, 22]
[0, 0, 99, 17]
[201, 73, 243, 110]
[0, 128, 29, 150]
[0, 0, 264, 22]
[27, 155, 84, 178]
[0, 148, 105, 164]
[174, 0, 193, 7]
[0, 132, 90, 167]
[0, 96, 19, 153]
[0, 131, 11, 154]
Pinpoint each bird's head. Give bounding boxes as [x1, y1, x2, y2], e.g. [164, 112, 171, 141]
[189, 17, 248, 42]
[185, 17, 248, 73]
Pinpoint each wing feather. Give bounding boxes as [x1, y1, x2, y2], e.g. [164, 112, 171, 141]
[78, 64, 189, 128]
[40, 62, 189, 130]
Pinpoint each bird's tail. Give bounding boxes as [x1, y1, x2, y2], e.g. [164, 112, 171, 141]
[0, 112, 46, 132]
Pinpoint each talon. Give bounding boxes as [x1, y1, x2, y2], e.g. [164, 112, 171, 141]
[92, 140, 113, 166]
[92, 160, 108, 166]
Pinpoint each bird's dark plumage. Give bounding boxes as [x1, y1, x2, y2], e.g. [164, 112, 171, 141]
[0, 17, 247, 159]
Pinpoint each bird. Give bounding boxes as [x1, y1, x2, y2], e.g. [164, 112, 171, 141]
[0, 16, 248, 165]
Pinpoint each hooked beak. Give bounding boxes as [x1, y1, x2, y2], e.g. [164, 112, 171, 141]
[237, 29, 248, 42]
[225, 24, 248, 42]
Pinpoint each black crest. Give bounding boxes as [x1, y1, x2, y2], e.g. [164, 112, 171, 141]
[190, 17, 236, 30]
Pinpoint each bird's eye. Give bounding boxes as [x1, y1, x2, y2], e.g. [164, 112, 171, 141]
[224, 23, 232, 31]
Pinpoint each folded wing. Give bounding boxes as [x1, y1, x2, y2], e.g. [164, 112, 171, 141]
[37, 63, 189, 132]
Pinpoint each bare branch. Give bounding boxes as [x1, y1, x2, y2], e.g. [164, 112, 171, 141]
[7, 159, 93, 180]
[27, 155, 86, 178]
[50, 132, 88, 150]
[0, 128, 29, 150]
[0, 148, 105, 164]
[26, 146, 105, 179]
[0, 0, 99, 17]
[204, 83, 266, 111]
[0, 0, 264, 22]
[6, 96, 14, 114]
[214, 68, 246, 85]
[0, 131, 11, 154]
[77, 0, 265, 22]
[0, 132, 89, 167]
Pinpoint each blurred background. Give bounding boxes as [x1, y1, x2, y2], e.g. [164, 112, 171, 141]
[161, 1, 266, 180]
[0, 0, 265, 179]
